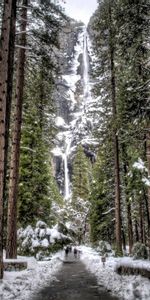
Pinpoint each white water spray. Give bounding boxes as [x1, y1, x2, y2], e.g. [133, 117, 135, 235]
[83, 28, 91, 102]
[63, 137, 71, 200]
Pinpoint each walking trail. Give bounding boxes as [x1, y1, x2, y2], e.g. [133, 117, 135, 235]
[32, 253, 119, 300]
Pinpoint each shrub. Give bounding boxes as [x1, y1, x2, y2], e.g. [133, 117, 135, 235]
[132, 242, 148, 259]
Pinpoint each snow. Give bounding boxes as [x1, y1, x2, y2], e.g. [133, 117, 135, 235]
[41, 238, 49, 248]
[133, 158, 147, 172]
[62, 74, 81, 92]
[51, 146, 63, 157]
[2, 246, 150, 300]
[80, 246, 150, 300]
[17, 221, 72, 257]
[142, 177, 150, 187]
[36, 221, 46, 228]
[1, 253, 63, 300]
[55, 116, 66, 127]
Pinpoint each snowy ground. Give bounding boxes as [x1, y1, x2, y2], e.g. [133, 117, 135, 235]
[0, 251, 63, 300]
[80, 246, 150, 300]
[1, 247, 150, 300]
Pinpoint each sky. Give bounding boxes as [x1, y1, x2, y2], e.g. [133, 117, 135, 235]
[62, 0, 98, 25]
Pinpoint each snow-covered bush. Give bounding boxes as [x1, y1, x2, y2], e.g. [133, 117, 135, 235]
[132, 242, 148, 260]
[96, 240, 112, 256]
[17, 221, 72, 259]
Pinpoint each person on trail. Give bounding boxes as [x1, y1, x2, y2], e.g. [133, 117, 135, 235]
[64, 246, 69, 257]
[74, 247, 78, 258]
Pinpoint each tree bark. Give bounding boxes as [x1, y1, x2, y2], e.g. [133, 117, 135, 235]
[108, 3, 122, 254]
[6, 0, 28, 259]
[127, 201, 133, 253]
[139, 199, 144, 244]
[135, 220, 139, 243]
[3, 0, 17, 244]
[0, 0, 16, 279]
[122, 147, 133, 254]
[146, 129, 150, 219]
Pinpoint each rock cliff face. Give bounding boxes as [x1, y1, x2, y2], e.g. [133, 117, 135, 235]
[52, 20, 97, 197]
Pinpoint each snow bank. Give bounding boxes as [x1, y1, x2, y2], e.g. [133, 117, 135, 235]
[1, 253, 63, 300]
[80, 246, 150, 300]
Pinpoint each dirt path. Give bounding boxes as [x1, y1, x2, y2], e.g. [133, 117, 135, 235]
[32, 254, 119, 300]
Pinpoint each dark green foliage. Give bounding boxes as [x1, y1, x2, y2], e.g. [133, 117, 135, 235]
[88, 0, 149, 249]
[72, 145, 91, 204]
[90, 146, 115, 244]
[132, 242, 148, 259]
[16, 0, 67, 228]
[18, 69, 62, 227]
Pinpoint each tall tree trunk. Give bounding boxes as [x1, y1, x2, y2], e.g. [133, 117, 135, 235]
[3, 0, 17, 246]
[127, 201, 133, 253]
[122, 146, 133, 254]
[135, 220, 139, 243]
[146, 129, 150, 219]
[0, 0, 16, 279]
[108, 3, 122, 254]
[139, 199, 144, 243]
[6, 0, 28, 259]
[145, 129, 150, 256]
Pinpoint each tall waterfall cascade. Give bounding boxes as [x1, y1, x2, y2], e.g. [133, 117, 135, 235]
[52, 26, 96, 200]
[83, 29, 91, 104]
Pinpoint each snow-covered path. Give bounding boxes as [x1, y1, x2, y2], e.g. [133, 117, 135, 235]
[31, 253, 118, 300]
[1, 247, 150, 300]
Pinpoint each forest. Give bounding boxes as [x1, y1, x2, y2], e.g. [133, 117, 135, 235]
[0, 0, 149, 290]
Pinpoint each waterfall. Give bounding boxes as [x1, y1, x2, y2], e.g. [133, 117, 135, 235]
[53, 26, 94, 200]
[83, 28, 91, 103]
[63, 137, 71, 200]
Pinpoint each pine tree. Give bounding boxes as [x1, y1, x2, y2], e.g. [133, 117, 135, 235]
[17, 67, 60, 227]
[6, 0, 28, 259]
[89, 0, 122, 254]
[72, 145, 91, 205]
[90, 145, 115, 244]
[0, 0, 17, 278]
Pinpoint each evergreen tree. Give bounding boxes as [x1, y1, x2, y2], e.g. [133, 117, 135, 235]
[72, 144, 91, 205]
[0, 0, 17, 278]
[6, 0, 28, 259]
[89, 0, 149, 252]
[18, 68, 61, 227]
[90, 142, 115, 244]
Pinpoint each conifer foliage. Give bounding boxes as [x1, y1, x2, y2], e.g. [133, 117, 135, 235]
[89, 0, 150, 254]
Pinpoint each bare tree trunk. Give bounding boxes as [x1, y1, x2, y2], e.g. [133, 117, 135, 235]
[3, 0, 17, 246]
[122, 144, 133, 254]
[146, 129, 150, 219]
[108, 3, 122, 254]
[0, 0, 16, 279]
[6, 0, 28, 259]
[135, 220, 139, 243]
[127, 201, 133, 253]
[146, 128, 150, 255]
[139, 199, 144, 243]
[122, 228, 126, 251]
